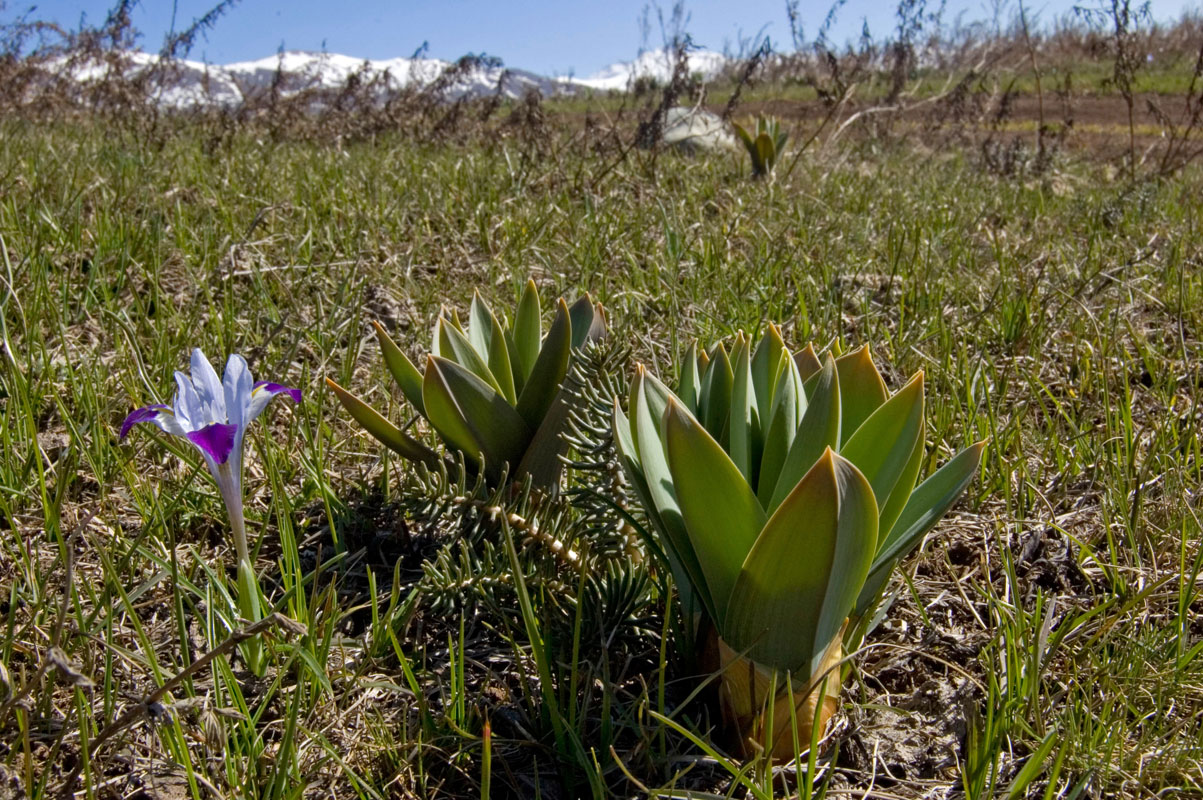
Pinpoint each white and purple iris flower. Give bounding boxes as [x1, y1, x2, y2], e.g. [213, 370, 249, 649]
[120, 348, 300, 567]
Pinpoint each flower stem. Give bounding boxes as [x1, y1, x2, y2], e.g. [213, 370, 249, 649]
[213, 462, 250, 566]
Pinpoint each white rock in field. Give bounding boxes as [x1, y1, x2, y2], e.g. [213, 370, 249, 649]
[661, 106, 735, 152]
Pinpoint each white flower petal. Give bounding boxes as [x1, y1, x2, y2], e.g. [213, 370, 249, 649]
[150, 409, 190, 437]
[173, 371, 203, 430]
[223, 354, 253, 430]
[190, 348, 227, 423]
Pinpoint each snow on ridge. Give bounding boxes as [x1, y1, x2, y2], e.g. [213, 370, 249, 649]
[45, 47, 732, 109]
[567, 48, 729, 91]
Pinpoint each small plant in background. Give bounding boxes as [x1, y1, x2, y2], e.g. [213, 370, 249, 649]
[328, 280, 606, 491]
[733, 115, 788, 177]
[120, 349, 301, 674]
[615, 327, 984, 759]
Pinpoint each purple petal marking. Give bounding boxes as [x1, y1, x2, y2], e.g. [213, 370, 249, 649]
[253, 381, 302, 404]
[120, 405, 170, 440]
[186, 422, 239, 465]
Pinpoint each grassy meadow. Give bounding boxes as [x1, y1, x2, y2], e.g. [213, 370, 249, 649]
[0, 108, 1201, 799]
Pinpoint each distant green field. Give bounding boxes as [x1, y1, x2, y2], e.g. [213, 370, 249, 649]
[1, 117, 1200, 798]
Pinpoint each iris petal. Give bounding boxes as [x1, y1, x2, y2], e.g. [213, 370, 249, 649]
[248, 381, 302, 422]
[120, 405, 171, 439]
[191, 349, 227, 423]
[186, 422, 239, 465]
[223, 354, 253, 430]
[173, 372, 204, 429]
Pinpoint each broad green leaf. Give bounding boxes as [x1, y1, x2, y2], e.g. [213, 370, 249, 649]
[835, 345, 888, 445]
[515, 386, 569, 490]
[750, 324, 786, 412]
[432, 309, 450, 358]
[757, 353, 803, 507]
[432, 307, 466, 357]
[503, 329, 525, 397]
[421, 357, 483, 462]
[613, 399, 643, 474]
[468, 292, 517, 405]
[729, 334, 758, 483]
[768, 355, 841, 512]
[841, 372, 925, 542]
[754, 131, 775, 171]
[326, 378, 437, 466]
[630, 372, 716, 622]
[678, 341, 702, 414]
[424, 356, 531, 480]
[614, 399, 702, 620]
[733, 120, 753, 149]
[513, 279, 542, 384]
[568, 295, 605, 349]
[725, 449, 877, 675]
[877, 431, 924, 553]
[873, 440, 986, 571]
[373, 321, 424, 415]
[436, 318, 503, 396]
[698, 342, 733, 444]
[487, 307, 517, 405]
[468, 291, 494, 366]
[663, 398, 766, 628]
[733, 121, 759, 165]
[854, 441, 985, 618]
[794, 343, 823, 381]
[515, 300, 571, 430]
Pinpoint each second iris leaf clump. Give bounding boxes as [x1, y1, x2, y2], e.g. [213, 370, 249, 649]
[328, 280, 604, 490]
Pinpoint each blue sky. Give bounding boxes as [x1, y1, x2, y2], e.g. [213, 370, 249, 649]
[8, 0, 1198, 76]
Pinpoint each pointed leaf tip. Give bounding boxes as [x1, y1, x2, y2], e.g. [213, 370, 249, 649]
[326, 377, 437, 466]
[373, 320, 426, 414]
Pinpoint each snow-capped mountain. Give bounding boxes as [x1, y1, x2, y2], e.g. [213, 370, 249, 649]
[45, 47, 732, 109]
